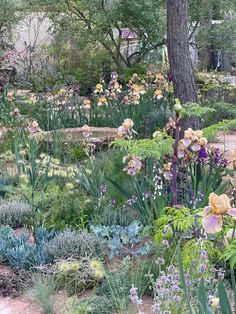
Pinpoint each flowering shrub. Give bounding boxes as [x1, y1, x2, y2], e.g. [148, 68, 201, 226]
[2, 70, 173, 137]
[1, 68, 236, 313]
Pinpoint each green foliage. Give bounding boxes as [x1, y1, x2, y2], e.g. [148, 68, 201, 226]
[222, 240, 236, 269]
[91, 206, 138, 227]
[30, 0, 166, 70]
[187, 149, 230, 209]
[14, 136, 51, 212]
[217, 279, 232, 314]
[94, 258, 156, 309]
[77, 150, 131, 208]
[177, 245, 194, 314]
[25, 273, 57, 314]
[68, 145, 87, 162]
[55, 258, 104, 295]
[198, 278, 209, 314]
[76, 295, 115, 314]
[45, 229, 101, 260]
[95, 262, 131, 313]
[109, 168, 169, 225]
[203, 119, 236, 141]
[180, 103, 215, 118]
[111, 133, 174, 159]
[0, 0, 24, 50]
[74, 49, 113, 95]
[78, 165, 104, 199]
[181, 238, 220, 272]
[131, 258, 159, 296]
[0, 200, 31, 228]
[189, 0, 236, 66]
[202, 102, 236, 127]
[46, 189, 90, 230]
[122, 63, 147, 82]
[154, 207, 195, 243]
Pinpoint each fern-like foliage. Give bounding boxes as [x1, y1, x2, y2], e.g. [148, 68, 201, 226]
[203, 119, 236, 141]
[111, 133, 174, 159]
[154, 207, 195, 243]
[180, 103, 216, 118]
[211, 102, 236, 118]
[181, 238, 221, 271]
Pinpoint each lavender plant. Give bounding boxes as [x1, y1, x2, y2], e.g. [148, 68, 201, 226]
[0, 200, 31, 228]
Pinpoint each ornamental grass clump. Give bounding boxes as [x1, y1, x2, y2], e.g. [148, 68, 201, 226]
[25, 273, 57, 314]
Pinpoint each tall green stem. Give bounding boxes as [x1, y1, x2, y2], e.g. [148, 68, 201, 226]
[171, 113, 180, 206]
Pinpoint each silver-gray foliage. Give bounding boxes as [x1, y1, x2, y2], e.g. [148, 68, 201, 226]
[0, 200, 31, 228]
[45, 229, 101, 260]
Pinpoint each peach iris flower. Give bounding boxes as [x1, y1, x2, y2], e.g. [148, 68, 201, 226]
[200, 193, 236, 234]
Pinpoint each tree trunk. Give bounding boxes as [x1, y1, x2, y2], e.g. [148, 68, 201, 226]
[167, 0, 199, 131]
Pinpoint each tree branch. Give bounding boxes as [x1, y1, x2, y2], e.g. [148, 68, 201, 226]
[127, 40, 166, 63]
[188, 21, 199, 41]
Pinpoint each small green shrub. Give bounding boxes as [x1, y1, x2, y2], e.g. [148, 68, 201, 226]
[45, 229, 101, 260]
[0, 200, 31, 228]
[95, 263, 131, 313]
[123, 63, 147, 83]
[46, 190, 90, 230]
[202, 102, 236, 127]
[56, 258, 104, 295]
[203, 119, 236, 141]
[76, 295, 115, 314]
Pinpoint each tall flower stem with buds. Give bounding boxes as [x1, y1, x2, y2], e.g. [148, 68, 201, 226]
[171, 112, 180, 206]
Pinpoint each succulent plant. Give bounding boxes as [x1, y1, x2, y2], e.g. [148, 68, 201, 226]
[0, 226, 53, 269]
[45, 229, 101, 260]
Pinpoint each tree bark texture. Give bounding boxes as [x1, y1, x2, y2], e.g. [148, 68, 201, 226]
[167, 0, 199, 131]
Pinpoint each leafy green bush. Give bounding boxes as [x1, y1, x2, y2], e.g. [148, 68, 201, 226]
[202, 102, 236, 128]
[45, 229, 101, 260]
[123, 63, 147, 83]
[0, 200, 31, 228]
[55, 258, 104, 295]
[46, 190, 90, 230]
[76, 296, 115, 314]
[203, 119, 236, 141]
[74, 50, 113, 96]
